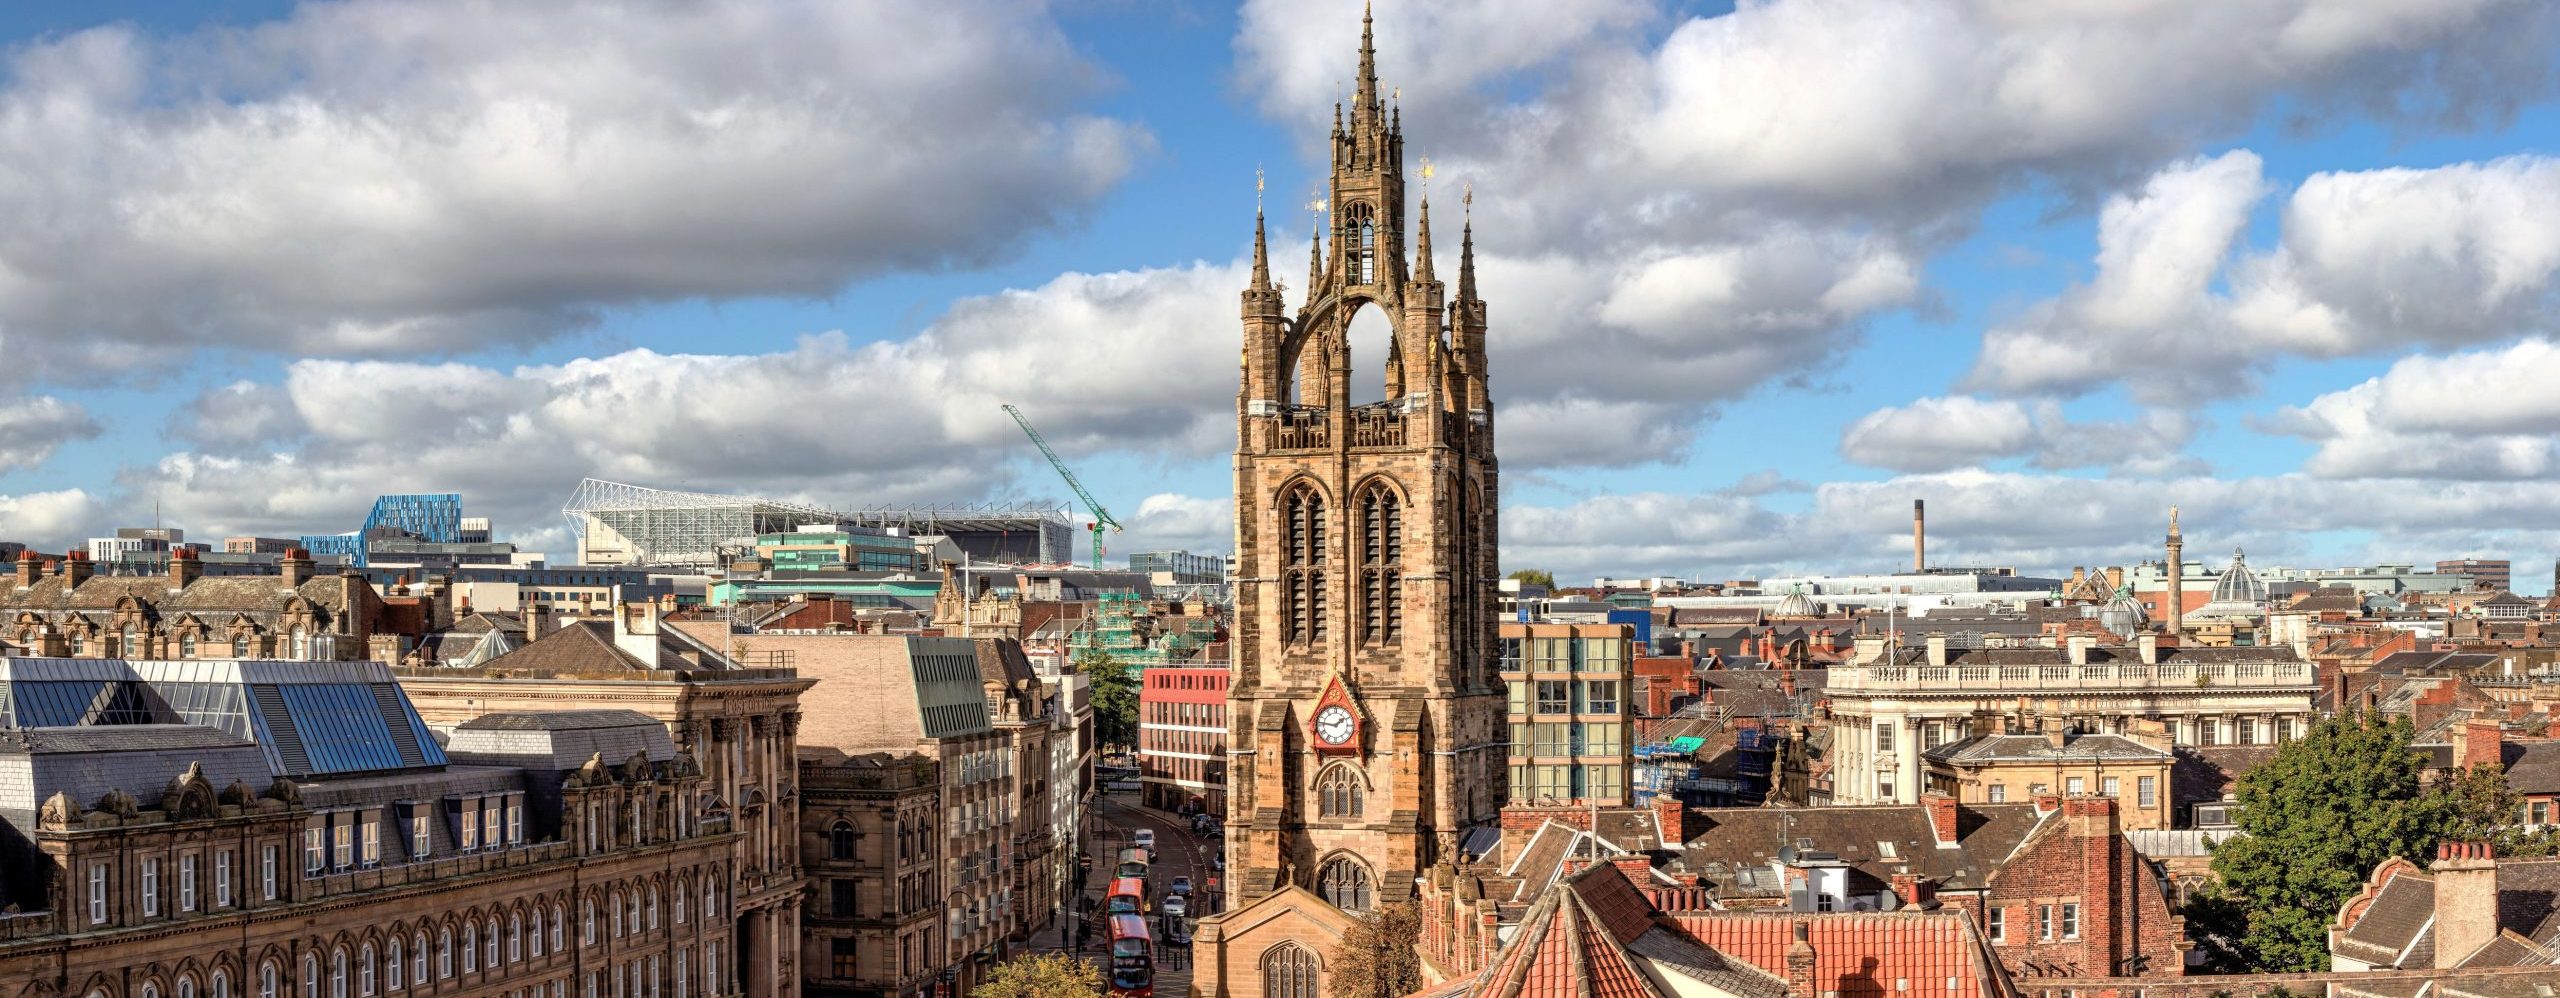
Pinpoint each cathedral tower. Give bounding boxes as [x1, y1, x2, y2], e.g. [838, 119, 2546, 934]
[1225, 3, 1505, 917]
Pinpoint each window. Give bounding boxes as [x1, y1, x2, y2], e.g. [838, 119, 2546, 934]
[233, 635, 251, 658]
[87, 863, 107, 925]
[214, 971, 230, 998]
[2237, 717, 2256, 745]
[2101, 777, 2120, 798]
[552, 904, 566, 951]
[438, 928, 453, 979]
[612, 892, 625, 937]
[362, 820, 379, 866]
[676, 952, 688, 998]
[260, 963, 278, 998]
[707, 944, 719, 995]
[584, 901, 596, 945]
[1357, 215, 1376, 284]
[303, 956, 317, 998]
[2276, 717, 2294, 743]
[413, 814, 431, 859]
[1585, 680, 1620, 716]
[2138, 776, 2158, 808]
[182, 633, 198, 658]
[648, 887, 660, 930]
[1281, 485, 1327, 646]
[2060, 903, 2079, 939]
[181, 854, 198, 911]
[1317, 858, 1373, 912]
[331, 949, 347, 998]
[142, 857, 160, 916]
[1535, 681, 1570, 714]
[830, 880, 857, 917]
[2036, 904, 2053, 941]
[2065, 777, 2085, 796]
[334, 822, 354, 868]
[1316, 765, 1364, 818]
[485, 918, 498, 968]
[1878, 775, 1895, 800]
[510, 913, 523, 962]
[122, 626, 138, 657]
[1987, 784, 2006, 803]
[179, 978, 196, 998]
[262, 846, 278, 900]
[1816, 892, 1835, 912]
[306, 826, 326, 875]
[530, 908, 544, 957]
[1356, 482, 1402, 643]
[830, 938, 859, 979]
[1987, 907, 2005, 944]
[2197, 719, 2218, 746]
[674, 887, 686, 925]
[1875, 722, 1897, 752]
[461, 806, 478, 851]
[1264, 942, 1321, 998]
[387, 940, 403, 991]
[360, 945, 376, 996]
[412, 934, 427, 984]
[217, 850, 233, 908]
[463, 922, 478, 973]
[2536, 801, 2554, 826]
[508, 804, 523, 845]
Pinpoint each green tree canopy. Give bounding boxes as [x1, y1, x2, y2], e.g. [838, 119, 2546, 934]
[2195, 711, 2551, 971]
[970, 953, 1102, 998]
[1080, 648, 1140, 752]
[1327, 902, 1423, 998]
[1505, 569, 1556, 591]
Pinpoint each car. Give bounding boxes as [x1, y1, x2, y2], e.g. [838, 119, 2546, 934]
[1133, 829, 1156, 850]
[1161, 895, 1187, 919]
[1168, 876, 1192, 897]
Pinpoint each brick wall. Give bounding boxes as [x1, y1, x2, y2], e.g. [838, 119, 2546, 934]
[1978, 798, 2184, 978]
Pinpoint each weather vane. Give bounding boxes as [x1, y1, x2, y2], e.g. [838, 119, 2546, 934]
[1255, 167, 1265, 211]
[1307, 181, 1328, 216]
[1463, 181, 1473, 217]
[1420, 157, 1434, 195]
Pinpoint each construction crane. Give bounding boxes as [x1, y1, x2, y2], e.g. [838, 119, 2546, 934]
[1002, 404, 1124, 569]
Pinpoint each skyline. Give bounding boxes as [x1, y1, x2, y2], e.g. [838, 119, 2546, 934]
[1, 0, 2557, 587]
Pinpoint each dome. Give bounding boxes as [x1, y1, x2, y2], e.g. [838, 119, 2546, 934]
[1773, 586, 1819, 618]
[2209, 547, 2266, 604]
[2103, 589, 2147, 622]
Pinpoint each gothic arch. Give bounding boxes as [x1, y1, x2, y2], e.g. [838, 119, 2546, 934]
[1262, 940, 1323, 998]
[1277, 479, 1332, 648]
[1352, 476, 1405, 645]
[1315, 852, 1375, 912]
[1312, 762, 1367, 819]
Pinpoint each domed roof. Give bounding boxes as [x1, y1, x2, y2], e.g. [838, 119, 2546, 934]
[2103, 588, 2147, 622]
[1773, 586, 1819, 618]
[2209, 547, 2266, 605]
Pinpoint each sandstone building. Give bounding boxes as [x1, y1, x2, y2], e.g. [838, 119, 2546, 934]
[1196, 8, 1507, 996]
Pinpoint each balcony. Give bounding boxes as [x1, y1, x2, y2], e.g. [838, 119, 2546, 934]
[1831, 659, 2317, 693]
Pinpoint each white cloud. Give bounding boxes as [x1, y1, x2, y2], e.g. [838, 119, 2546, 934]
[2273, 339, 2560, 479]
[1840, 396, 2199, 474]
[0, 395, 101, 471]
[1123, 494, 1235, 556]
[0, 489, 105, 550]
[0, 0, 1147, 376]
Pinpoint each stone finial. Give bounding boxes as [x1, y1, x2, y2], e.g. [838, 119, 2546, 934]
[94, 789, 140, 819]
[263, 776, 302, 806]
[37, 791, 74, 829]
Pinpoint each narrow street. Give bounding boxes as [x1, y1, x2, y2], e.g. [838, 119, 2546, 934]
[1023, 789, 1222, 996]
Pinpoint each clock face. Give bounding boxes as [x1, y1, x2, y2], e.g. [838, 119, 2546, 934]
[1313, 705, 1357, 746]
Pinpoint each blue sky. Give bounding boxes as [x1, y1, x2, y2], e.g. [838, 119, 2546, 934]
[0, 0, 2557, 589]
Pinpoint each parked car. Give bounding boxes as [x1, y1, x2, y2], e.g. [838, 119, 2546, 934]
[1168, 876, 1192, 897]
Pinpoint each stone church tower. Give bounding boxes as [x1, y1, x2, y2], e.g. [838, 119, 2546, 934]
[1224, 1, 1506, 923]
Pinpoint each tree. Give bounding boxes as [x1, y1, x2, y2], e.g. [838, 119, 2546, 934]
[1327, 902, 1423, 998]
[1080, 649, 1140, 752]
[970, 953, 1101, 998]
[1505, 569, 1556, 591]
[2193, 711, 2557, 972]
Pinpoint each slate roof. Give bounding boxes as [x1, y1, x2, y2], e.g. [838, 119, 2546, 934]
[1674, 802, 2049, 894]
[1926, 733, 2170, 764]
[2172, 746, 2277, 810]
[0, 572, 358, 614]
[0, 724, 272, 819]
[472, 619, 742, 673]
[2505, 742, 2560, 796]
[2337, 867, 2436, 966]
[445, 709, 676, 771]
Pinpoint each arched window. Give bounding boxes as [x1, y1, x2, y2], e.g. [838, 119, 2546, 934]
[231, 634, 250, 658]
[627, 891, 640, 936]
[1356, 482, 1402, 643]
[647, 887, 660, 930]
[386, 939, 402, 991]
[527, 908, 543, 958]
[1282, 484, 1327, 646]
[551, 903, 566, 951]
[508, 912, 522, 963]
[611, 891, 625, 937]
[121, 625, 138, 657]
[181, 632, 198, 657]
[1317, 858, 1373, 912]
[1315, 766, 1364, 819]
[358, 944, 376, 996]
[1350, 202, 1377, 285]
[329, 948, 347, 998]
[143, 982, 160, 998]
[302, 955, 318, 998]
[260, 962, 279, 998]
[461, 922, 477, 973]
[828, 822, 857, 860]
[437, 928, 453, 979]
[583, 900, 596, 945]
[674, 884, 688, 925]
[1263, 942, 1321, 998]
[179, 976, 196, 998]
[410, 933, 426, 985]
[213, 970, 231, 998]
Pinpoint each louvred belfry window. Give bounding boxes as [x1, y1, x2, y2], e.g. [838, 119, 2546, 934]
[1357, 484, 1402, 644]
[1283, 485, 1327, 645]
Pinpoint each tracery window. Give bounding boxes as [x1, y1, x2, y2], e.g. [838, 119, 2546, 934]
[1281, 485, 1328, 646]
[1263, 942, 1321, 998]
[1349, 202, 1377, 284]
[1317, 858, 1373, 912]
[1356, 482, 1402, 644]
[1315, 765, 1363, 819]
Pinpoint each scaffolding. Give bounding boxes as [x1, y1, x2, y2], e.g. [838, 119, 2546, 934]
[1067, 592, 1216, 666]
[560, 478, 1077, 569]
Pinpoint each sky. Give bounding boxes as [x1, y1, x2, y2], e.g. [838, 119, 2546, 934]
[0, 0, 2558, 590]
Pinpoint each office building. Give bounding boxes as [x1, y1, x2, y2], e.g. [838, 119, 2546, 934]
[1499, 622, 1634, 806]
[1138, 667, 1228, 812]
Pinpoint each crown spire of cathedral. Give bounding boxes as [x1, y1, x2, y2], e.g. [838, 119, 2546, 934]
[1414, 196, 1435, 286]
[1457, 192, 1478, 302]
[1251, 209, 1272, 292]
[1355, 2, 1380, 121]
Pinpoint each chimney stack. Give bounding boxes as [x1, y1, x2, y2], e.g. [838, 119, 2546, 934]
[2138, 631, 2159, 665]
[280, 547, 313, 589]
[1890, 872, 1938, 910]
[2432, 842, 2499, 969]
[13, 551, 36, 590]
[2165, 507, 2185, 636]
[1922, 792, 1960, 847]
[64, 551, 92, 587]
[2455, 715, 2504, 771]
[1784, 920, 1818, 998]
[1654, 794, 1693, 844]
[1912, 500, 1926, 573]
[1926, 633, 1948, 668]
[168, 547, 201, 589]
[2067, 634, 2093, 666]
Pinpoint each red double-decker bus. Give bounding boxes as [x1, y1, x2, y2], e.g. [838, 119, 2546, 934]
[1106, 877, 1148, 915]
[1108, 913, 1154, 997]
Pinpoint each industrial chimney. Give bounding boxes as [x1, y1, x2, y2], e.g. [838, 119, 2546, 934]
[1912, 500, 1926, 573]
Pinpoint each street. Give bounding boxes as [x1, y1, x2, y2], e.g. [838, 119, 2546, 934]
[1027, 789, 1222, 997]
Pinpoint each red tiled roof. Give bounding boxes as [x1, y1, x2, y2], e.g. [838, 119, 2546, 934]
[1672, 910, 1994, 998]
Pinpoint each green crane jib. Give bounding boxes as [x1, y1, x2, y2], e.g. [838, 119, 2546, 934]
[1002, 404, 1124, 569]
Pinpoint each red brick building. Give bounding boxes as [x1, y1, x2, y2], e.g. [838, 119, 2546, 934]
[1138, 667, 1227, 813]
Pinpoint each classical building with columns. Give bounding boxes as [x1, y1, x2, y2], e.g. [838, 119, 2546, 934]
[1823, 634, 2317, 811]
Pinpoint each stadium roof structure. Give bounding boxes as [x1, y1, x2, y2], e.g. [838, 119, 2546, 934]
[561, 478, 1075, 569]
